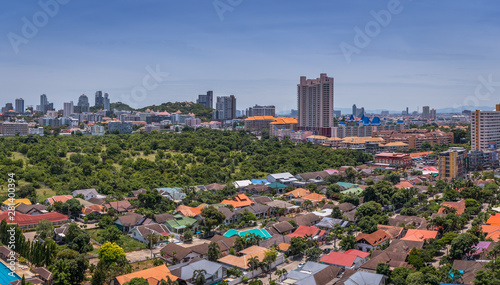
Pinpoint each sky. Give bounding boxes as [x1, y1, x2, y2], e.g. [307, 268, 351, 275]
[1, 0, 500, 113]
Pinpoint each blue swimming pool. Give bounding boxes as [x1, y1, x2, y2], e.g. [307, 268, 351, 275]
[224, 228, 272, 239]
[0, 261, 21, 285]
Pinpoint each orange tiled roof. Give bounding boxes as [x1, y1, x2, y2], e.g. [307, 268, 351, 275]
[482, 225, 500, 241]
[278, 242, 290, 251]
[270, 117, 298, 125]
[114, 265, 177, 285]
[285, 188, 310, 198]
[244, 116, 275, 121]
[303, 193, 327, 202]
[395, 181, 414, 189]
[437, 200, 466, 215]
[218, 246, 269, 269]
[221, 194, 253, 208]
[487, 214, 500, 226]
[356, 230, 390, 246]
[401, 229, 438, 241]
[175, 205, 204, 217]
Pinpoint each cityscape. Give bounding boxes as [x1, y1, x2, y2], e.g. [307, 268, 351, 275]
[1, 1, 500, 285]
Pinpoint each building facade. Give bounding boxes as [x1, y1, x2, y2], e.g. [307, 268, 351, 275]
[77, 94, 90, 113]
[471, 106, 500, 151]
[63, 101, 74, 117]
[0, 122, 28, 136]
[95, 91, 104, 106]
[438, 147, 467, 180]
[196, 91, 213, 109]
[297, 73, 334, 136]
[15, 98, 24, 114]
[246, 105, 275, 117]
[213, 95, 236, 121]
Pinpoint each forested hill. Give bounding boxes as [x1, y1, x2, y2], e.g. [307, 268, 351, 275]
[0, 129, 371, 200]
[137, 102, 213, 121]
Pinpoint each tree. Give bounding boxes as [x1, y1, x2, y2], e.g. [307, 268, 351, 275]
[247, 256, 260, 274]
[376, 263, 391, 279]
[450, 232, 479, 259]
[358, 216, 378, 234]
[405, 271, 439, 285]
[99, 216, 115, 228]
[36, 219, 54, 240]
[98, 226, 122, 243]
[207, 242, 221, 261]
[289, 237, 308, 256]
[305, 247, 322, 262]
[331, 207, 343, 219]
[339, 234, 356, 251]
[275, 269, 287, 281]
[262, 250, 278, 280]
[355, 201, 381, 218]
[192, 269, 207, 285]
[183, 229, 193, 242]
[391, 267, 413, 285]
[201, 206, 226, 233]
[227, 267, 243, 278]
[98, 242, 127, 266]
[124, 278, 149, 285]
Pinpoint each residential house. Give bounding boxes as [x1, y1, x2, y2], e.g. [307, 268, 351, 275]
[394, 181, 414, 189]
[156, 187, 186, 201]
[103, 200, 135, 213]
[205, 183, 226, 191]
[2, 198, 32, 210]
[267, 172, 298, 185]
[221, 194, 253, 208]
[316, 217, 348, 230]
[210, 235, 237, 253]
[165, 214, 198, 234]
[115, 212, 153, 233]
[282, 261, 341, 285]
[377, 225, 404, 239]
[131, 224, 170, 245]
[319, 250, 369, 270]
[15, 203, 47, 215]
[0, 211, 68, 230]
[259, 234, 292, 249]
[360, 240, 424, 271]
[452, 260, 486, 285]
[284, 188, 310, 200]
[267, 182, 288, 194]
[72, 188, 102, 200]
[266, 221, 295, 235]
[154, 213, 175, 224]
[0, 245, 19, 262]
[217, 207, 237, 225]
[54, 223, 71, 243]
[88, 197, 105, 205]
[160, 242, 210, 265]
[438, 199, 466, 215]
[341, 271, 387, 285]
[401, 229, 438, 242]
[388, 215, 427, 229]
[295, 171, 330, 184]
[233, 180, 252, 190]
[287, 225, 326, 240]
[170, 259, 226, 285]
[302, 193, 327, 203]
[236, 203, 271, 219]
[264, 200, 298, 214]
[44, 195, 73, 205]
[175, 205, 204, 219]
[110, 265, 179, 285]
[247, 184, 272, 195]
[217, 246, 285, 278]
[252, 196, 274, 205]
[356, 230, 390, 252]
[481, 225, 500, 241]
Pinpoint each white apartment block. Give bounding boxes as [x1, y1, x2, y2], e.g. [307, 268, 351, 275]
[471, 105, 500, 151]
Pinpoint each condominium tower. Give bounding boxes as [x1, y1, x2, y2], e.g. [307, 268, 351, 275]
[471, 105, 500, 150]
[297, 73, 334, 136]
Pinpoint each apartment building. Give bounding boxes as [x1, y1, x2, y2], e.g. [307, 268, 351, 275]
[471, 105, 500, 151]
[438, 147, 467, 180]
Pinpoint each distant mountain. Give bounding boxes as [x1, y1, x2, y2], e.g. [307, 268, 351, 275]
[334, 105, 495, 115]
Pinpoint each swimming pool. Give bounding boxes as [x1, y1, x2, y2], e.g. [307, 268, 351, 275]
[0, 261, 21, 285]
[223, 228, 272, 239]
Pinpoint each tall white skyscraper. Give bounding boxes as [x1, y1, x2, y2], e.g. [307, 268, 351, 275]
[64, 101, 74, 117]
[471, 105, 500, 150]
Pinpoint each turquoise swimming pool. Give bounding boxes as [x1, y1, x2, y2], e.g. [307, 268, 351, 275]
[0, 261, 21, 285]
[223, 228, 272, 239]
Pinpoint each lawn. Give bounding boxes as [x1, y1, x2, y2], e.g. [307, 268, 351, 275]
[86, 228, 147, 252]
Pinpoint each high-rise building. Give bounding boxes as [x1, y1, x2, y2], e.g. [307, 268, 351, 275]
[352, 104, 357, 116]
[422, 106, 430, 119]
[438, 147, 467, 180]
[77, 94, 90, 113]
[297, 73, 334, 136]
[213, 95, 236, 121]
[40, 94, 48, 113]
[95, 91, 104, 106]
[246, 105, 275, 117]
[104, 93, 110, 111]
[430, 109, 437, 120]
[196, 91, 213, 109]
[63, 101, 74, 117]
[15, 98, 24, 114]
[2, 103, 13, 113]
[471, 105, 500, 151]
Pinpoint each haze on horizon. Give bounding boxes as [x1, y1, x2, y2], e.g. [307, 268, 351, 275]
[1, 0, 499, 113]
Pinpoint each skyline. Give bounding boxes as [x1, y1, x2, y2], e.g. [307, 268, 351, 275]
[1, 1, 500, 112]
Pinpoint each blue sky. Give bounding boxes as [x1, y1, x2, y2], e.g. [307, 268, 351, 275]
[1, 0, 500, 113]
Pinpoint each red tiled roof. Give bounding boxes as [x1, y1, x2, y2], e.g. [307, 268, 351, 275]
[45, 195, 73, 205]
[345, 249, 370, 259]
[286, 225, 322, 238]
[320, 251, 357, 267]
[0, 211, 68, 226]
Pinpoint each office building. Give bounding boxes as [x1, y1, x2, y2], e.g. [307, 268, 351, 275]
[63, 101, 74, 117]
[334, 110, 341, 117]
[77, 94, 90, 113]
[297, 73, 334, 136]
[246, 105, 275, 117]
[0, 122, 28, 136]
[213, 95, 236, 121]
[40, 94, 48, 113]
[15, 98, 24, 114]
[471, 105, 500, 151]
[196, 91, 213, 109]
[108, 121, 133, 134]
[352, 104, 365, 117]
[2, 103, 14, 113]
[352, 104, 357, 116]
[104, 93, 110, 111]
[95, 91, 104, 106]
[438, 147, 467, 180]
[422, 106, 430, 119]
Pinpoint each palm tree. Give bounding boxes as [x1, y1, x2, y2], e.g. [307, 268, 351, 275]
[302, 200, 313, 209]
[263, 250, 278, 280]
[275, 269, 287, 281]
[208, 242, 221, 261]
[247, 256, 260, 275]
[192, 269, 207, 285]
[160, 277, 179, 285]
